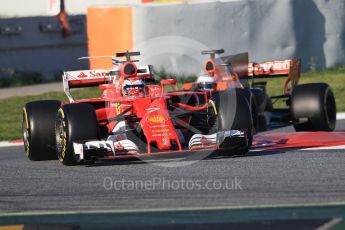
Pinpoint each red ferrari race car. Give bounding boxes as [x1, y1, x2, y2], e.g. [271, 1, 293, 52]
[185, 49, 336, 134]
[22, 51, 253, 165]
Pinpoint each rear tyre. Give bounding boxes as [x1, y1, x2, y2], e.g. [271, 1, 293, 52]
[22, 100, 61, 161]
[292, 83, 336, 131]
[213, 90, 253, 156]
[55, 103, 99, 166]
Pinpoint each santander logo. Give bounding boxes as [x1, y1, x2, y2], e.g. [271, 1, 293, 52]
[77, 71, 109, 79]
[77, 72, 88, 78]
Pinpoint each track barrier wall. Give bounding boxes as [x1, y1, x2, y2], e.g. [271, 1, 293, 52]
[88, 0, 345, 74]
[1, 0, 344, 77]
[0, 15, 88, 78]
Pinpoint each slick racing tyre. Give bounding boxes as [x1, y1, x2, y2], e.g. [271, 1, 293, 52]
[213, 90, 253, 156]
[55, 103, 99, 166]
[292, 83, 336, 131]
[236, 88, 266, 133]
[22, 100, 61, 161]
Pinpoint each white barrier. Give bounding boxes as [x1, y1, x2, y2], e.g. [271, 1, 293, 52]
[1, 0, 345, 77]
[133, 0, 345, 74]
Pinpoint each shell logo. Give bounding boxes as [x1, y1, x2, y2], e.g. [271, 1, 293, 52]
[148, 115, 166, 124]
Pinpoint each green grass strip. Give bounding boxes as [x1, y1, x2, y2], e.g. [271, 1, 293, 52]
[0, 66, 344, 141]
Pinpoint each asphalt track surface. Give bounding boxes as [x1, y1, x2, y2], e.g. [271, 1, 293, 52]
[0, 121, 345, 214]
[0, 82, 62, 99]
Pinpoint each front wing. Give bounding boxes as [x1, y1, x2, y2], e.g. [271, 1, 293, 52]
[73, 130, 246, 162]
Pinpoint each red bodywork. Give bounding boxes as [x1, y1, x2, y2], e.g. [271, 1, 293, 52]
[183, 54, 301, 95]
[62, 51, 301, 155]
[62, 60, 211, 154]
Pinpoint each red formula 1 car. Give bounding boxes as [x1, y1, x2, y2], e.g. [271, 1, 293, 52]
[22, 51, 253, 165]
[184, 49, 336, 134]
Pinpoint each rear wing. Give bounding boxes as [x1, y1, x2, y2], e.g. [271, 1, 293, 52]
[62, 69, 111, 102]
[248, 59, 301, 94]
[62, 65, 153, 102]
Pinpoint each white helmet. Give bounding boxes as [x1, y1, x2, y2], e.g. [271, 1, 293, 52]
[122, 79, 145, 96]
[196, 74, 216, 91]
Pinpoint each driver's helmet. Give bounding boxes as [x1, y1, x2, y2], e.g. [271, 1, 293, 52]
[196, 74, 217, 91]
[122, 78, 145, 96]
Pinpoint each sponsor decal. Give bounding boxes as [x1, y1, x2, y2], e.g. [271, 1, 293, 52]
[110, 102, 123, 114]
[148, 115, 166, 124]
[146, 108, 160, 113]
[162, 138, 169, 145]
[89, 71, 109, 77]
[152, 133, 172, 137]
[114, 142, 124, 151]
[149, 124, 168, 128]
[77, 72, 88, 78]
[152, 128, 170, 133]
[77, 71, 109, 79]
[115, 102, 121, 114]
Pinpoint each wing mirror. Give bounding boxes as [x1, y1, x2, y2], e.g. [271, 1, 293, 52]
[161, 79, 178, 94]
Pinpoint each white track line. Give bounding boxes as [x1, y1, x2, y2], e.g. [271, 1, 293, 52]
[315, 218, 343, 230]
[251, 145, 345, 152]
[0, 140, 23, 148]
[337, 112, 345, 120]
[301, 145, 345, 151]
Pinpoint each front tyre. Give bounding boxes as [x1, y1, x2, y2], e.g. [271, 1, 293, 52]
[22, 100, 61, 161]
[213, 90, 253, 156]
[55, 103, 99, 166]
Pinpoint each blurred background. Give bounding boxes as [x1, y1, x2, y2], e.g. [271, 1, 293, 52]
[0, 0, 344, 84]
